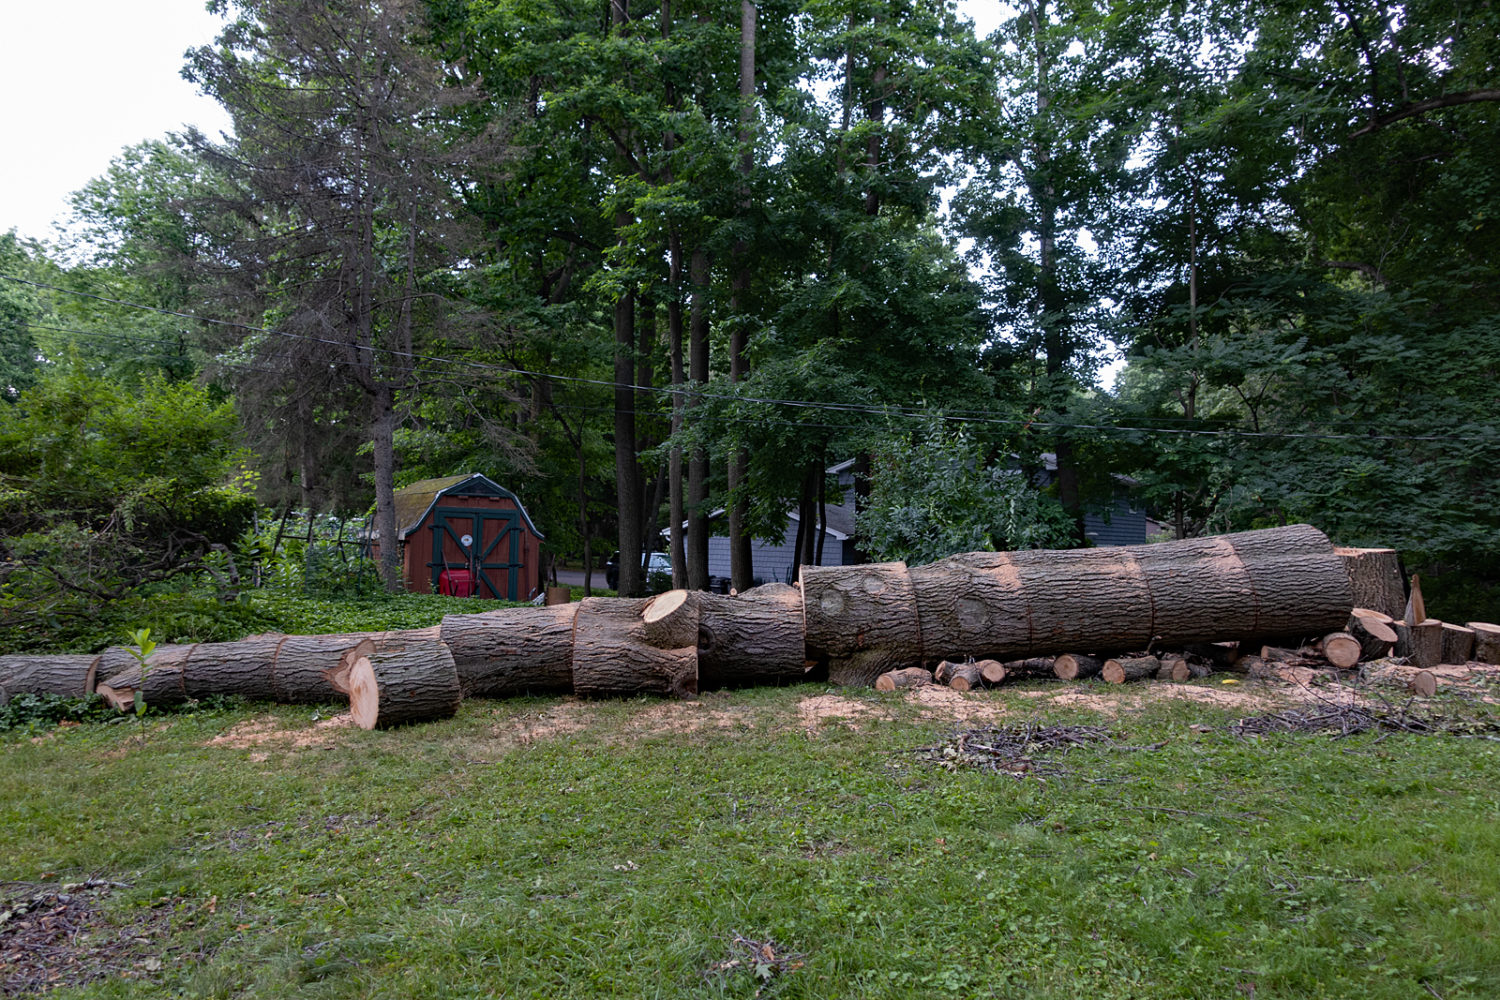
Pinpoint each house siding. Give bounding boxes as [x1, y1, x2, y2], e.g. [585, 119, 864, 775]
[707, 523, 850, 585]
[1083, 501, 1148, 547]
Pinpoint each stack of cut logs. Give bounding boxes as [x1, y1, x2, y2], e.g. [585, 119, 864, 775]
[3, 526, 1497, 729]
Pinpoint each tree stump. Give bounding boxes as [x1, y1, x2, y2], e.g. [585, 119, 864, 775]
[1334, 547, 1406, 620]
[802, 563, 922, 686]
[1052, 653, 1102, 681]
[347, 641, 462, 730]
[571, 593, 699, 698]
[1440, 623, 1476, 665]
[1102, 655, 1160, 683]
[1396, 619, 1443, 668]
[440, 606, 577, 697]
[0, 654, 100, 704]
[1467, 622, 1500, 664]
[694, 587, 807, 690]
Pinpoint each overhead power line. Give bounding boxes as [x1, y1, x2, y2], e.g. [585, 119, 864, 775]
[2, 271, 1493, 445]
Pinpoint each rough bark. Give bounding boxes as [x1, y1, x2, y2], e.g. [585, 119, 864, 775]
[347, 641, 462, 730]
[1334, 547, 1406, 620]
[180, 634, 285, 701]
[802, 562, 922, 686]
[274, 635, 381, 701]
[440, 605, 577, 697]
[1347, 614, 1397, 662]
[1396, 619, 1443, 668]
[1052, 653, 1102, 681]
[1320, 632, 1363, 670]
[1102, 655, 1160, 684]
[1440, 623, 1476, 665]
[903, 525, 1349, 669]
[0, 654, 100, 704]
[96, 645, 197, 712]
[1001, 657, 1057, 677]
[571, 594, 698, 698]
[1155, 656, 1192, 682]
[694, 588, 806, 690]
[874, 667, 932, 692]
[946, 662, 986, 691]
[1467, 622, 1500, 664]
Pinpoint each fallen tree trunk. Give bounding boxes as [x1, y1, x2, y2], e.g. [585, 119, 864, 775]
[273, 634, 383, 701]
[1334, 547, 1406, 620]
[804, 525, 1353, 686]
[571, 592, 699, 698]
[96, 645, 198, 712]
[695, 586, 807, 689]
[440, 607, 577, 698]
[802, 563, 922, 686]
[180, 634, 284, 701]
[348, 641, 462, 730]
[0, 654, 100, 704]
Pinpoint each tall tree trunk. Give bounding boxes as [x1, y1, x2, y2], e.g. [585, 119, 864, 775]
[668, 232, 686, 589]
[727, 0, 757, 593]
[615, 281, 643, 596]
[371, 383, 400, 592]
[687, 247, 711, 590]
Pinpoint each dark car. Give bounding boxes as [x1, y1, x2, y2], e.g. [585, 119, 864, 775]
[604, 551, 672, 593]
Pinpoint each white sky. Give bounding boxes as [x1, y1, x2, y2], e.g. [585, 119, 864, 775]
[0, 0, 233, 243]
[0, 1, 1004, 246]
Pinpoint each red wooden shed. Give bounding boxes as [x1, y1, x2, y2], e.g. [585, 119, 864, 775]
[380, 474, 545, 601]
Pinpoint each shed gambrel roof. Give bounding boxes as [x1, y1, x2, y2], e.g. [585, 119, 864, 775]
[392, 473, 544, 541]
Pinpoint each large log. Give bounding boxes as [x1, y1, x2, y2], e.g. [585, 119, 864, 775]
[1334, 547, 1406, 620]
[440, 607, 577, 697]
[96, 645, 198, 711]
[347, 641, 462, 730]
[695, 586, 807, 689]
[805, 525, 1352, 686]
[272, 634, 383, 701]
[802, 562, 923, 686]
[180, 634, 284, 701]
[0, 654, 100, 704]
[571, 592, 699, 698]
[1468, 622, 1500, 664]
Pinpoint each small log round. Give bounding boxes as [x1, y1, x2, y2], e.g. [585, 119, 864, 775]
[1397, 619, 1443, 668]
[347, 641, 462, 730]
[1052, 653, 1102, 681]
[1347, 615, 1397, 662]
[933, 660, 960, 685]
[572, 596, 698, 699]
[1155, 656, 1192, 682]
[977, 659, 1007, 684]
[1102, 655, 1160, 684]
[0, 654, 101, 704]
[874, 667, 933, 692]
[1467, 622, 1500, 664]
[1320, 632, 1362, 670]
[1001, 657, 1056, 677]
[1440, 623, 1476, 665]
[947, 663, 986, 691]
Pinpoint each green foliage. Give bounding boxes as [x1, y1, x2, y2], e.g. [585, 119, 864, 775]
[857, 416, 1078, 564]
[0, 692, 117, 735]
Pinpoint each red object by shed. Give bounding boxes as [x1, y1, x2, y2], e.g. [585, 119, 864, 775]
[373, 474, 546, 601]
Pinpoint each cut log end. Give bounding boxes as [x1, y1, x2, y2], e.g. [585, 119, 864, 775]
[347, 642, 461, 731]
[1053, 653, 1102, 681]
[1321, 632, 1362, 670]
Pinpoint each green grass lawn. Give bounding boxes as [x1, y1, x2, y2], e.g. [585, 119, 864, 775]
[4, 682, 1499, 999]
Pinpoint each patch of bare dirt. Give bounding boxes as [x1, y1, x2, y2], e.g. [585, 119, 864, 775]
[624, 700, 754, 736]
[795, 694, 891, 733]
[904, 684, 1009, 723]
[505, 701, 595, 743]
[204, 714, 354, 752]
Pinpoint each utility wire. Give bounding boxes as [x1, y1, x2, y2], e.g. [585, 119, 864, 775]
[3, 271, 1493, 444]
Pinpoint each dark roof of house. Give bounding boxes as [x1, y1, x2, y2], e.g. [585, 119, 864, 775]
[391, 473, 544, 541]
